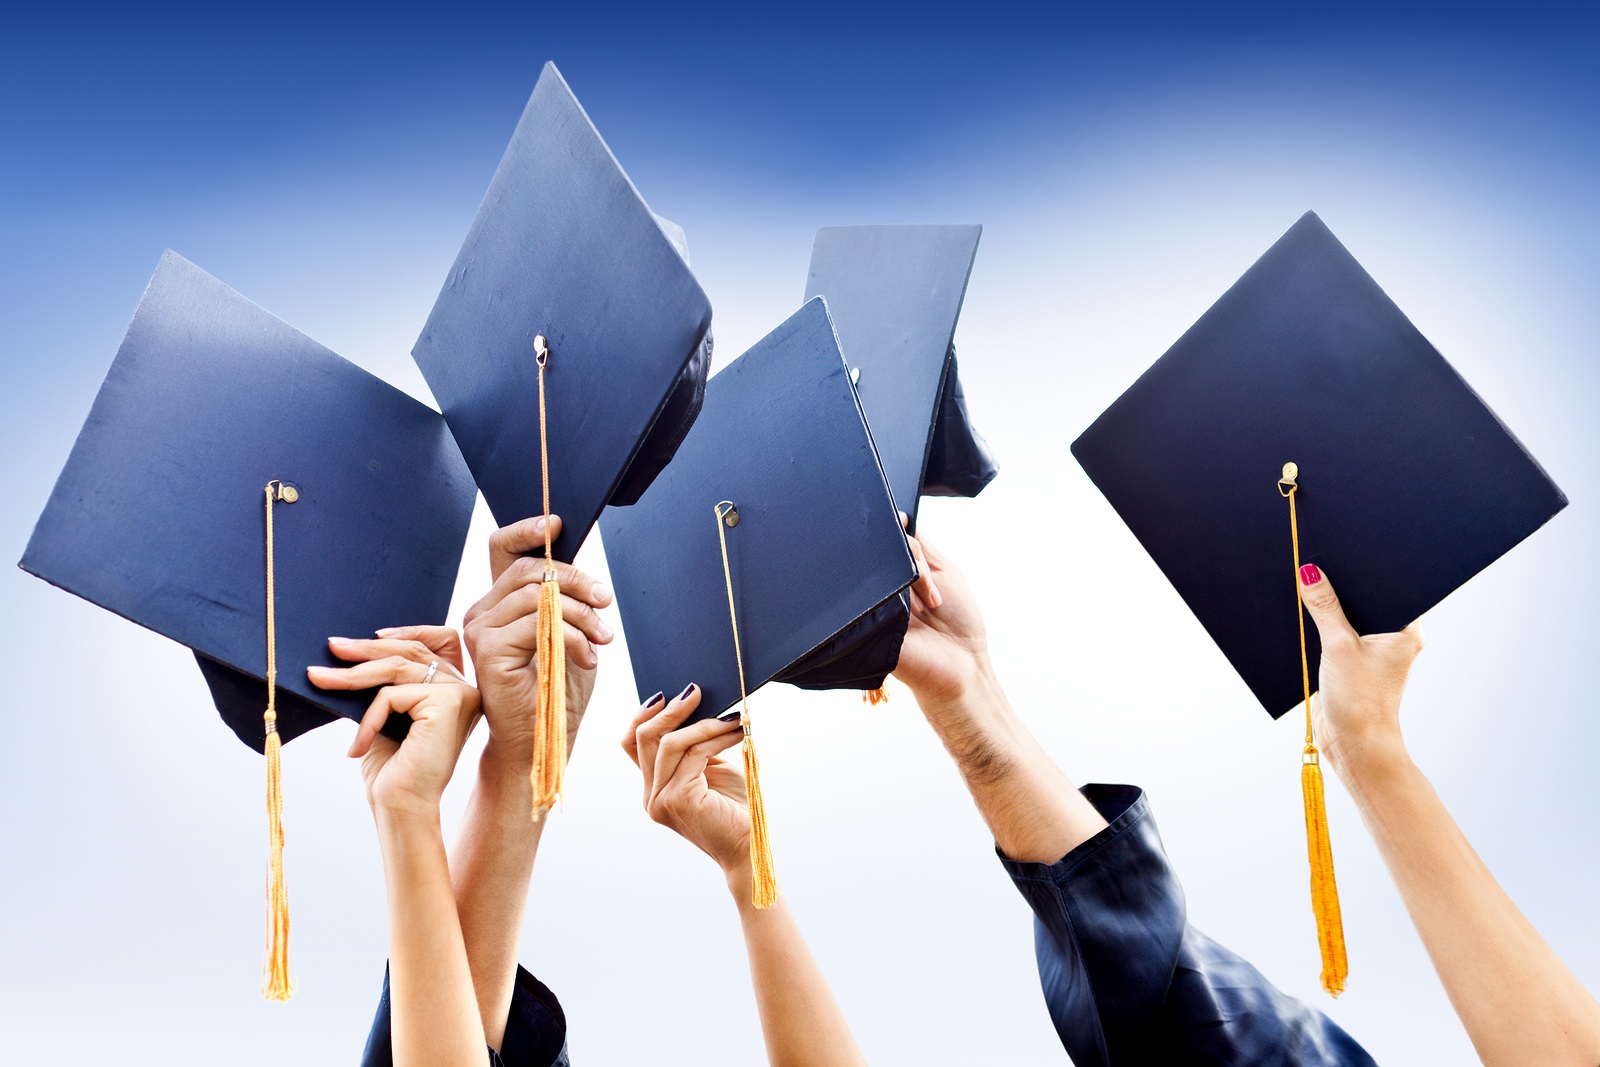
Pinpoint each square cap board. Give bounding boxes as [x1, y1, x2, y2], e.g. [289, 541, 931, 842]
[21, 252, 476, 750]
[1071, 212, 1566, 716]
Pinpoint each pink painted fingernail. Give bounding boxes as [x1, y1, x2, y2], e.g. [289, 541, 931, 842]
[1300, 564, 1322, 586]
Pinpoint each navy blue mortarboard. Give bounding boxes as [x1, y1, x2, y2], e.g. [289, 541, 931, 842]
[804, 224, 997, 528]
[20, 251, 476, 748]
[602, 296, 916, 908]
[1075, 211, 1568, 994]
[600, 296, 917, 725]
[412, 61, 714, 564]
[20, 250, 475, 998]
[1072, 211, 1567, 719]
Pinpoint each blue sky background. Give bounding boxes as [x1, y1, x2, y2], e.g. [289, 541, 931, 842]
[3, 4, 1598, 1064]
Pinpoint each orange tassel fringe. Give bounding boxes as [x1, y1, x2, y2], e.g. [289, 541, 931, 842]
[862, 685, 889, 706]
[1302, 746, 1348, 995]
[262, 721, 294, 1000]
[531, 572, 566, 817]
[742, 721, 778, 909]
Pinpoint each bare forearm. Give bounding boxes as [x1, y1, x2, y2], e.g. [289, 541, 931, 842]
[451, 745, 546, 1050]
[376, 807, 487, 1067]
[728, 868, 866, 1067]
[913, 657, 1105, 863]
[1342, 741, 1600, 1067]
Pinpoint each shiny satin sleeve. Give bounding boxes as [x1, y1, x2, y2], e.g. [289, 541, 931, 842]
[359, 963, 570, 1067]
[999, 784, 1376, 1067]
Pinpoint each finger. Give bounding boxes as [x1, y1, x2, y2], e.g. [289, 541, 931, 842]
[621, 691, 668, 766]
[633, 684, 700, 794]
[309, 655, 445, 691]
[909, 585, 928, 615]
[905, 531, 942, 610]
[650, 728, 746, 823]
[489, 515, 563, 582]
[349, 686, 400, 758]
[565, 621, 599, 671]
[325, 637, 466, 678]
[1298, 564, 1360, 649]
[650, 716, 743, 807]
[902, 511, 951, 572]
[471, 560, 616, 633]
[483, 612, 601, 670]
[370, 625, 465, 672]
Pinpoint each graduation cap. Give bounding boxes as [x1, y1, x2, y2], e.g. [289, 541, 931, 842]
[1072, 210, 1567, 994]
[20, 251, 476, 998]
[804, 224, 997, 526]
[600, 297, 918, 904]
[411, 62, 713, 808]
[781, 225, 997, 699]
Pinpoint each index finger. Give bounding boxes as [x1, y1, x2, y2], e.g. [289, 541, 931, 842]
[905, 530, 942, 611]
[489, 515, 563, 582]
[370, 625, 465, 672]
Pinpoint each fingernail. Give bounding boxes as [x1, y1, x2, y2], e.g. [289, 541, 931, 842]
[715, 708, 742, 723]
[642, 691, 664, 708]
[375, 627, 398, 637]
[1300, 563, 1322, 586]
[676, 683, 696, 701]
[328, 636, 351, 645]
[593, 583, 613, 604]
[533, 516, 547, 533]
[596, 620, 614, 640]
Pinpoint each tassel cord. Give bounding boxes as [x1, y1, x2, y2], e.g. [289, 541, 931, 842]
[529, 338, 566, 818]
[715, 501, 777, 909]
[262, 481, 294, 1001]
[1285, 478, 1348, 996]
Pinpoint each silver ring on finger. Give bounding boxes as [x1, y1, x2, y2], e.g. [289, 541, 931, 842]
[422, 661, 439, 685]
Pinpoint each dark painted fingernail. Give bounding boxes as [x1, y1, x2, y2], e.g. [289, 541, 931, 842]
[642, 691, 664, 708]
[715, 708, 742, 723]
[676, 683, 696, 701]
[1299, 563, 1322, 586]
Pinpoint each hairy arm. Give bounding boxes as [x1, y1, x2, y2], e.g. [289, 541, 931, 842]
[892, 525, 1105, 862]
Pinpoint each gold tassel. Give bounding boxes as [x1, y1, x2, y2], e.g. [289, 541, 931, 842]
[1280, 463, 1348, 996]
[529, 336, 567, 819]
[862, 684, 889, 706]
[742, 721, 778, 909]
[262, 480, 296, 1001]
[715, 500, 778, 909]
[1302, 743, 1348, 995]
[531, 569, 566, 816]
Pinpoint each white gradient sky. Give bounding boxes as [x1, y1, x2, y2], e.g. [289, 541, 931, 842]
[2, 14, 1597, 1066]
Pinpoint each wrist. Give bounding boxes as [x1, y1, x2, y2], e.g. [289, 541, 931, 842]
[480, 737, 534, 783]
[913, 652, 1003, 723]
[1326, 728, 1413, 794]
[372, 797, 443, 836]
[724, 861, 771, 914]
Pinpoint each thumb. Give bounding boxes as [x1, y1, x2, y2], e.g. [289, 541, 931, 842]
[1298, 564, 1358, 648]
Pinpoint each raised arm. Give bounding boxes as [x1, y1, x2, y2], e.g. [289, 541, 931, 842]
[316, 513, 611, 1054]
[350, 679, 487, 1067]
[623, 687, 868, 1067]
[1298, 565, 1600, 1067]
[891, 522, 1106, 862]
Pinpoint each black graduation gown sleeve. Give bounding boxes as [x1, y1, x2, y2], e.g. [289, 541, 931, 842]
[360, 963, 570, 1067]
[999, 784, 1375, 1067]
